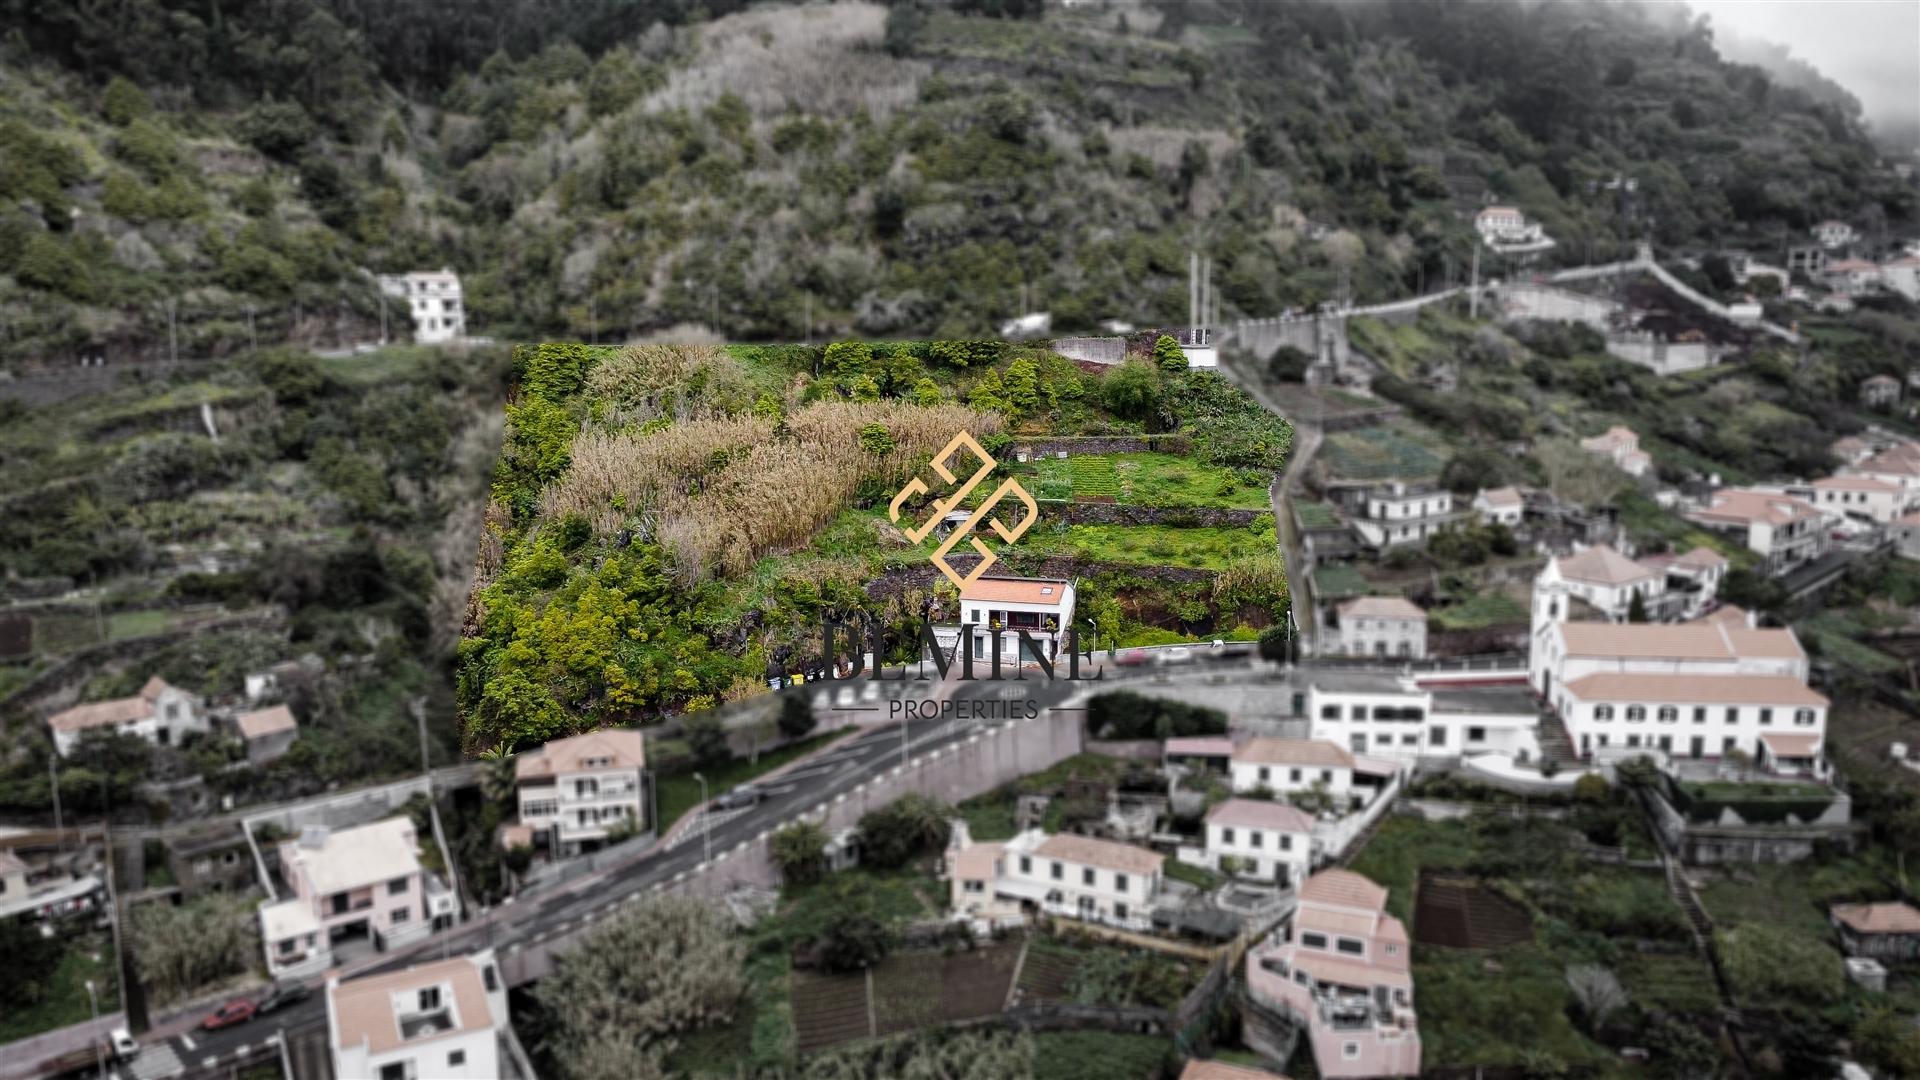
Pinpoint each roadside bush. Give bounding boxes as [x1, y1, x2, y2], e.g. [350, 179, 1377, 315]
[1086, 689, 1227, 740]
[856, 792, 951, 868]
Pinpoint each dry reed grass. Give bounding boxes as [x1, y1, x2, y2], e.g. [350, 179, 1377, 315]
[644, 3, 929, 119]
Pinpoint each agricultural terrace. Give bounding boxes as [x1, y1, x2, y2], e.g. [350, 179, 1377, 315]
[1342, 792, 1719, 1076]
[463, 340, 1291, 750]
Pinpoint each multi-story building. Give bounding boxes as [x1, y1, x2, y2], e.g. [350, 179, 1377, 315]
[1247, 869, 1420, 1078]
[1821, 258, 1881, 297]
[1579, 426, 1651, 477]
[1802, 474, 1905, 524]
[1351, 483, 1458, 550]
[1475, 205, 1553, 254]
[1305, 672, 1541, 762]
[327, 948, 514, 1080]
[1685, 488, 1828, 574]
[1530, 543, 1724, 628]
[1530, 620, 1823, 766]
[945, 823, 1164, 932]
[47, 676, 207, 757]
[0, 846, 101, 925]
[1844, 440, 1920, 512]
[162, 826, 255, 898]
[514, 728, 647, 858]
[1811, 220, 1858, 249]
[1331, 596, 1428, 660]
[1231, 737, 1357, 802]
[1202, 799, 1314, 887]
[377, 269, 466, 344]
[260, 817, 459, 978]
[938, 576, 1077, 665]
[1470, 486, 1525, 527]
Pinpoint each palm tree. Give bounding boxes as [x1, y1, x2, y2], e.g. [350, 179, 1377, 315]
[478, 745, 517, 807]
[770, 821, 830, 886]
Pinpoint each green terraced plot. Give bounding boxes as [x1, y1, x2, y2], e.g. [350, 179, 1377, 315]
[1028, 524, 1275, 570]
[1321, 422, 1451, 482]
[1068, 455, 1120, 497]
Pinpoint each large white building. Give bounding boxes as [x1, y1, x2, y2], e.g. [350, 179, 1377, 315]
[1530, 620, 1825, 767]
[1685, 488, 1828, 575]
[377, 269, 466, 344]
[1230, 737, 1358, 803]
[1530, 543, 1725, 629]
[1331, 596, 1428, 660]
[946, 823, 1164, 932]
[1803, 474, 1906, 525]
[1305, 672, 1541, 762]
[327, 949, 513, 1080]
[1475, 205, 1554, 254]
[1202, 799, 1315, 888]
[1352, 483, 1456, 550]
[46, 676, 206, 758]
[1843, 440, 1920, 513]
[514, 728, 647, 858]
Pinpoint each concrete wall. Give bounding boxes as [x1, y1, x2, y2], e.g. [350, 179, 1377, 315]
[1495, 284, 1619, 331]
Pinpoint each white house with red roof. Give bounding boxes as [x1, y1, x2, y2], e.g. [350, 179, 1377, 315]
[235, 704, 299, 765]
[1247, 869, 1419, 1078]
[1805, 473, 1905, 524]
[1305, 671, 1542, 763]
[1822, 257, 1881, 297]
[327, 948, 512, 1080]
[1231, 737, 1358, 802]
[1844, 440, 1920, 512]
[1331, 596, 1427, 660]
[1579, 426, 1651, 478]
[1531, 543, 1725, 630]
[1470, 485, 1524, 527]
[47, 676, 206, 757]
[1202, 799, 1315, 887]
[948, 576, 1076, 664]
[1685, 488, 1829, 574]
[945, 821, 1165, 932]
[1811, 220, 1858, 249]
[1474, 205, 1553, 254]
[1830, 901, 1920, 960]
[513, 728, 647, 857]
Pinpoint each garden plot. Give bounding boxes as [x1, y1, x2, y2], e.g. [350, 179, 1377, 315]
[791, 941, 1024, 1055]
[1413, 871, 1534, 950]
[1319, 421, 1451, 482]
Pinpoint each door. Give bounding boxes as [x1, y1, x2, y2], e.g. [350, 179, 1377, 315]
[1690, 736, 1704, 759]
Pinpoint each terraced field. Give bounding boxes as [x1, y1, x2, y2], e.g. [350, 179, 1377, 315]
[1414, 872, 1535, 950]
[1069, 455, 1120, 499]
[1319, 421, 1451, 482]
[790, 968, 873, 1054]
[792, 941, 1024, 1054]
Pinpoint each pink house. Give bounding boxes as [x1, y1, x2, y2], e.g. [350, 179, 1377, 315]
[261, 817, 458, 978]
[1247, 869, 1419, 1078]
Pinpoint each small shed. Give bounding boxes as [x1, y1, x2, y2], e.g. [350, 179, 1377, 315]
[235, 705, 299, 765]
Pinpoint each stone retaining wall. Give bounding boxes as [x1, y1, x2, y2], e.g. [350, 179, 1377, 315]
[1014, 435, 1193, 457]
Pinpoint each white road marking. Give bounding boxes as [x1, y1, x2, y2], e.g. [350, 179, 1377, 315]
[179, 1034, 196, 1051]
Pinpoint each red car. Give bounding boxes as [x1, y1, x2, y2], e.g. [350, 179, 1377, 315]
[200, 999, 256, 1031]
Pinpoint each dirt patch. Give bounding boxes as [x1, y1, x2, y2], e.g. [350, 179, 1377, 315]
[1414, 870, 1534, 950]
[791, 940, 1024, 1055]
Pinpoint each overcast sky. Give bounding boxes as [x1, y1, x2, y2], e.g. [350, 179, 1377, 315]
[1689, 0, 1920, 134]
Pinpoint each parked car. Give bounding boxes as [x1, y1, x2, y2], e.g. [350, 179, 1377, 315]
[1114, 650, 1151, 667]
[711, 784, 764, 811]
[201, 998, 257, 1031]
[1158, 647, 1194, 665]
[256, 980, 311, 1015]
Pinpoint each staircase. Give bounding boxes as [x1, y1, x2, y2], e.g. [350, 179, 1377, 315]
[1662, 855, 1715, 951]
[1534, 710, 1579, 768]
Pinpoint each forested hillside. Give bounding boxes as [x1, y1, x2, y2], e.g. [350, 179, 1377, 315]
[1, 0, 1911, 365]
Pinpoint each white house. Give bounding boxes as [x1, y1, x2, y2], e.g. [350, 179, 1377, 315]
[1812, 220, 1858, 249]
[1306, 673, 1541, 762]
[514, 728, 647, 857]
[1471, 486, 1525, 527]
[948, 577, 1076, 664]
[1475, 206, 1554, 254]
[377, 269, 466, 344]
[1882, 255, 1920, 302]
[1332, 596, 1428, 660]
[327, 948, 512, 1080]
[1685, 488, 1828, 575]
[1807, 474, 1905, 524]
[946, 822, 1164, 932]
[1897, 511, 1920, 561]
[260, 817, 459, 979]
[1231, 737, 1356, 802]
[1822, 258, 1882, 297]
[47, 676, 207, 758]
[1844, 441, 1920, 512]
[1203, 799, 1315, 888]
[1530, 543, 1724, 628]
[1580, 426, 1652, 478]
[1352, 483, 1456, 549]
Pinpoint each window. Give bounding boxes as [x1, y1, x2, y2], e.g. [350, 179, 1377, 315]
[1626, 706, 1646, 722]
[1595, 705, 1615, 720]
[964, 880, 984, 893]
[1320, 704, 1340, 720]
[483, 965, 498, 992]
[1795, 708, 1817, 726]
[390, 907, 411, 924]
[1351, 705, 1368, 721]
[1300, 932, 1329, 949]
[1336, 937, 1364, 955]
[1258, 766, 1271, 782]
[1627, 735, 1641, 748]
[1723, 737, 1737, 753]
[1115, 873, 1128, 893]
[1019, 856, 1031, 875]
[1050, 861, 1063, 881]
[1279, 835, 1292, 851]
[1693, 707, 1707, 724]
[1114, 902, 1128, 921]
[1467, 727, 1487, 743]
[1321, 769, 1334, 783]
[1759, 708, 1773, 726]
[1375, 734, 1393, 746]
[449, 1051, 466, 1068]
[380, 1064, 406, 1080]
[1344, 1042, 1361, 1060]
[1221, 827, 1236, 845]
[1401, 733, 1418, 746]
[418, 986, 442, 1011]
[1725, 707, 1739, 724]
[1429, 725, 1446, 746]
[1289, 768, 1303, 783]
[1657, 706, 1678, 723]
[1250, 831, 1264, 849]
[388, 878, 409, 896]
[1082, 867, 1095, 886]
[1386, 943, 1399, 956]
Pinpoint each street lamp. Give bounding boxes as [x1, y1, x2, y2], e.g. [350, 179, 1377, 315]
[693, 773, 711, 866]
[85, 979, 103, 1080]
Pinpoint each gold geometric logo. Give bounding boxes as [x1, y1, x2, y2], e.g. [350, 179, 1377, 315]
[888, 431, 1039, 589]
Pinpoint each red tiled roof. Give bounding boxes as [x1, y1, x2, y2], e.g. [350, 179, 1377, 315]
[1832, 902, 1920, 935]
[1338, 596, 1426, 622]
[1207, 799, 1315, 833]
[959, 578, 1070, 605]
[1235, 737, 1355, 770]
[515, 728, 645, 781]
[1299, 868, 1388, 912]
[1562, 673, 1827, 707]
[1556, 545, 1657, 586]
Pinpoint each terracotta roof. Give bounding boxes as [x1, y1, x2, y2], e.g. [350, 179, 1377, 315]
[1180, 1061, 1290, 1080]
[1758, 731, 1823, 758]
[515, 728, 645, 781]
[1814, 474, 1900, 492]
[1691, 604, 1750, 628]
[1562, 673, 1827, 707]
[959, 577, 1071, 606]
[1208, 799, 1315, 833]
[1033, 834, 1164, 876]
[1234, 737, 1355, 770]
[48, 676, 183, 734]
[282, 817, 421, 896]
[1299, 868, 1389, 912]
[1673, 546, 1729, 569]
[1831, 901, 1920, 936]
[1827, 258, 1879, 272]
[1337, 596, 1425, 622]
[1476, 486, 1523, 507]
[236, 705, 297, 740]
[951, 840, 1005, 883]
[1855, 448, 1920, 478]
[330, 954, 493, 1056]
[1165, 736, 1236, 757]
[1478, 205, 1519, 218]
[1689, 488, 1822, 527]
[1556, 545, 1657, 587]
[1580, 425, 1638, 451]
[1556, 621, 1803, 663]
[1297, 906, 1379, 939]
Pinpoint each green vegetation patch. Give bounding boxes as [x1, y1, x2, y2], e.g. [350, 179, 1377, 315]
[1320, 421, 1451, 482]
[1429, 590, 1529, 631]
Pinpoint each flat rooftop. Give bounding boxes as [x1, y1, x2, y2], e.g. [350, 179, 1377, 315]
[1432, 684, 1539, 716]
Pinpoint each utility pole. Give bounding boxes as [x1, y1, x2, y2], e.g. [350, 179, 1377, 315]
[1469, 243, 1481, 320]
[414, 697, 432, 793]
[1189, 252, 1199, 329]
[377, 294, 386, 345]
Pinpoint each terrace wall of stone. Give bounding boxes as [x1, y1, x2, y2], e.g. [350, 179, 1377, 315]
[1055, 503, 1267, 528]
[1015, 435, 1194, 457]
